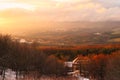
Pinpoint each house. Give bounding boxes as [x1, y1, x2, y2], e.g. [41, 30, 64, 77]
[65, 56, 89, 77]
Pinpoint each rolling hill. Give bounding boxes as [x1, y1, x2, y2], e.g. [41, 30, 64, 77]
[13, 21, 120, 45]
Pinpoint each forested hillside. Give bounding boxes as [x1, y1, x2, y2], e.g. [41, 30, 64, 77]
[0, 34, 120, 80]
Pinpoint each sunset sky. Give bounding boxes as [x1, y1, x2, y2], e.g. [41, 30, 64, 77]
[0, 0, 120, 34]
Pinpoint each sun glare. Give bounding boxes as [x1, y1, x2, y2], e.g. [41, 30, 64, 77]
[53, 0, 70, 2]
[0, 2, 35, 11]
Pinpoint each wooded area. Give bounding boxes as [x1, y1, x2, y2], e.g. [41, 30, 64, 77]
[0, 34, 120, 80]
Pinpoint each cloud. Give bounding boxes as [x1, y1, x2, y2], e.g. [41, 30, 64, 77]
[93, 0, 120, 8]
[0, 0, 120, 21]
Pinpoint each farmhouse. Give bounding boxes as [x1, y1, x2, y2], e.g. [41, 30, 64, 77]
[65, 56, 89, 77]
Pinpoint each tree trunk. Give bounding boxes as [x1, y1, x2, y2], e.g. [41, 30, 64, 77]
[16, 71, 19, 80]
[2, 69, 5, 80]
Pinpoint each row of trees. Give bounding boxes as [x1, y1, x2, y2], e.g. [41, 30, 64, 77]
[76, 51, 120, 80]
[0, 35, 65, 80]
[38, 44, 120, 61]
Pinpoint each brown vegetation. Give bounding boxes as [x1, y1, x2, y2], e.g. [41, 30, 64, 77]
[0, 34, 120, 80]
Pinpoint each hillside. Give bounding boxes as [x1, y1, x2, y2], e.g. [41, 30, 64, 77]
[13, 21, 120, 45]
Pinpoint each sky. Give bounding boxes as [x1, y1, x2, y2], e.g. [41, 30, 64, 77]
[0, 0, 120, 34]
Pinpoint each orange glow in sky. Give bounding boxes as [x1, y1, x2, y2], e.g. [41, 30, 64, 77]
[0, 0, 120, 34]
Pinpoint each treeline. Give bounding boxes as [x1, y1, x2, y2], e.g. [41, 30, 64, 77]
[76, 51, 120, 80]
[38, 44, 120, 61]
[0, 34, 120, 80]
[0, 35, 65, 80]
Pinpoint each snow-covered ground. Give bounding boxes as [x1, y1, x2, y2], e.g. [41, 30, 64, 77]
[0, 69, 16, 80]
[5, 69, 16, 80]
[0, 69, 89, 80]
[77, 76, 89, 80]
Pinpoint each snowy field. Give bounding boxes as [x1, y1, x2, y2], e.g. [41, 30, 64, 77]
[0, 69, 89, 80]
